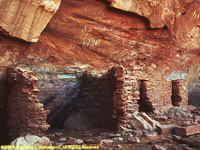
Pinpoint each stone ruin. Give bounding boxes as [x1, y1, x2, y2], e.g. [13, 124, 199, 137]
[0, 65, 190, 143]
[0, 0, 200, 149]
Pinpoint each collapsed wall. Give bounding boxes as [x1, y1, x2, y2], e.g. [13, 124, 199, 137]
[109, 66, 189, 132]
[7, 68, 50, 139]
[0, 65, 190, 142]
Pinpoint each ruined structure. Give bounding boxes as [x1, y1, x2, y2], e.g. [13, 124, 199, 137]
[7, 68, 50, 139]
[0, 0, 200, 147]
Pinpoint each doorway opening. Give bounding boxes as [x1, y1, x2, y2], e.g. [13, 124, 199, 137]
[138, 80, 154, 113]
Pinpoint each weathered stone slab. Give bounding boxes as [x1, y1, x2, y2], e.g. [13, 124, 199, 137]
[157, 124, 177, 136]
[175, 124, 200, 136]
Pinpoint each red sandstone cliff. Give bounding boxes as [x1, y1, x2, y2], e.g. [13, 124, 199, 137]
[0, 0, 200, 144]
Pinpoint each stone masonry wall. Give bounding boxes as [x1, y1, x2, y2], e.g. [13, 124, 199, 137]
[172, 79, 188, 107]
[110, 66, 189, 133]
[0, 67, 9, 144]
[137, 79, 172, 113]
[110, 66, 140, 132]
[7, 68, 50, 139]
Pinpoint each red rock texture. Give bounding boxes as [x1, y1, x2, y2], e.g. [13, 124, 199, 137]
[107, 0, 200, 49]
[0, 0, 200, 143]
[0, 0, 62, 42]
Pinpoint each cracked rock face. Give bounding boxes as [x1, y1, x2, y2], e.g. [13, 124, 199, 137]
[107, 0, 200, 49]
[0, 0, 62, 42]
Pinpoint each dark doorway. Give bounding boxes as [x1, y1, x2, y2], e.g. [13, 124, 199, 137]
[0, 68, 10, 145]
[171, 80, 182, 106]
[62, 73, 117, 132]
[138, 80, 154, 112]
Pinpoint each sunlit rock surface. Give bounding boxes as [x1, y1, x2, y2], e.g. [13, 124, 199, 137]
[0, 0, 200, 145]
[107, 0, 200, 49]
[0, 0, 62, 42]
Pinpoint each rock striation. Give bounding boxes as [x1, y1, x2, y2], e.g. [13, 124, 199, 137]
[107, 0, 200, 49]
[0, 0, 62, 42]
[0, 0, 200, 145]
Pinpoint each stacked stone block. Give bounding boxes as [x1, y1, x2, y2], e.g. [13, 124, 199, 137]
[171, 79, 188, 107]
[7, 68, 50, 139]
[110, 66, 140, 132]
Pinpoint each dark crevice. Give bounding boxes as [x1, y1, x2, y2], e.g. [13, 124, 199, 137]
[138, 80, 154, 113]
[0, 69, 10, 145]
[171, 80, 182, 106]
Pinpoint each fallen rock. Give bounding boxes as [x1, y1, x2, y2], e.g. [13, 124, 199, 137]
[54, 142, 65, 146]
[184, 147, 193, 150]
[100, 139, 114, 145]
[58, 137, 67, 142]
[130, 112, 157, 132]
[66, 137, 77, 145]
[162, 107, 193, 120]
[155, 116, 168, 121]
[193, 115, 200, 122]
[112, 137, 124, 142]
[127, 137, 140, 143]
[66, 137, 83, 145]
[140, 112, 161, 129]
[107, 133, 121, 138]
[172, 135, 181, 141]
[76, 139, 84, 145]
[157, 124, 177, 136]
[133, 130, 143, 137]
[98, 144, 107, 150]
[84, 138, 99, 144]
[175, 124, 200, 136]
[144, 132, 160, 141]
[9, 135, 51, 150]
[116, 144, 123, 149]
[152, 144, 167, 150]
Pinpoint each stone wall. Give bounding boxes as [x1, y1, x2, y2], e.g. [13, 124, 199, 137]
[63, 71, 117, 131]
[110, 67, 140, 132]
[137, 79, 172, 112]
[171, 80, 188, 107]
[0, 67, 9, 144]
[7, 68, 50, 140]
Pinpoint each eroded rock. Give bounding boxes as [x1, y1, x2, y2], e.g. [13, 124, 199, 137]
[107, 0, 200, 49]
[0, 0, 62, 42]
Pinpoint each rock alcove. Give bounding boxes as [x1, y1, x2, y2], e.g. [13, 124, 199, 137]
[0, 0, 200, 149]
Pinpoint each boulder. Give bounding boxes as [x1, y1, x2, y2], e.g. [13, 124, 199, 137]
[175, 124, 200, 136]
[9, 135, 51, 150]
